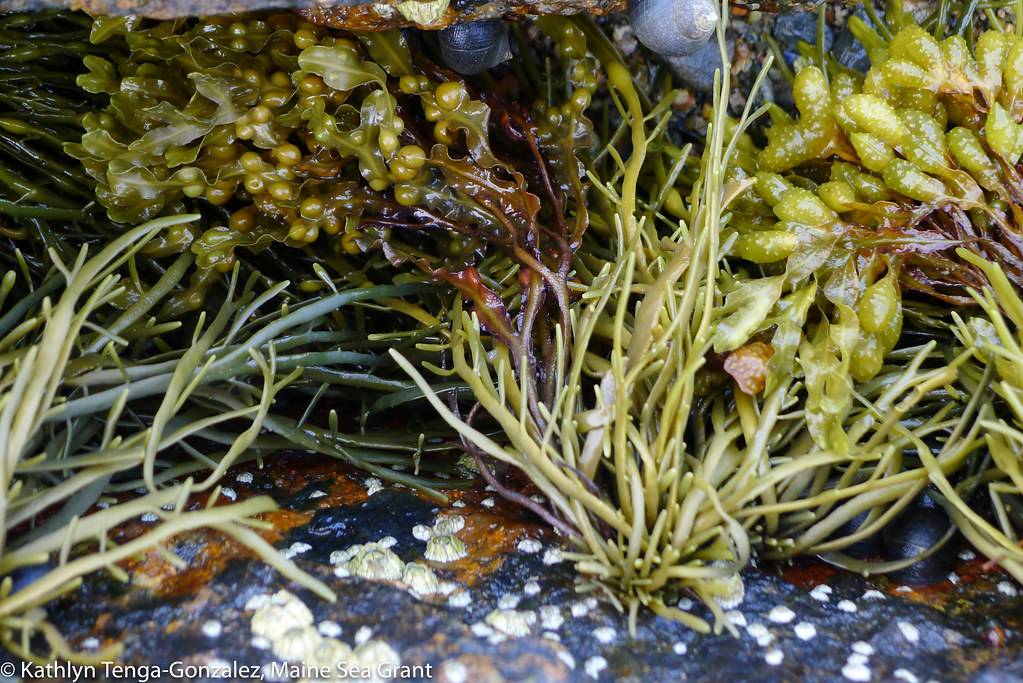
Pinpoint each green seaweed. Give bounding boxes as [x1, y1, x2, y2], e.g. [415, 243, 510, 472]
[5, 0, 1023, 658]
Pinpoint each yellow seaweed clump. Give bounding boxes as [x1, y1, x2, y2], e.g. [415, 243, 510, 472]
[67, 14, 599, 313]
[721, 18, 1023, 383]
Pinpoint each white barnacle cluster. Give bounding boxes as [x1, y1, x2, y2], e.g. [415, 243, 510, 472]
[400, 562, 440, 598]
[247, 589, 402, 683]
[453, 453, 482, 478]
[363, 477, 384, 497]
[709, 560, 745, 610]
[306, 637, 353, 670]
[327, 529, 455, 601]
[483, 608, 537, 637]
[416, 515, 468, 563]
[331, 541, 404, 581]
[273, 624, 321, 661]
[433, 515, 466, 536]
[250, 590, 316, 643]
[413, 514, 466, 542]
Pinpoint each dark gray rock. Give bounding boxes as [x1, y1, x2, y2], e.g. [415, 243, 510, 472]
[11, 457, 1023, 683]
[773, 10, 833, 52]
[832, 7, 876, 74]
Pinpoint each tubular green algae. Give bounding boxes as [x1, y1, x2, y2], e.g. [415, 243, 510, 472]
[394, 4, 1023, 633]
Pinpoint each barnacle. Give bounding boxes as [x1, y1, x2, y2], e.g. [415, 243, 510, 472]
[401, 562, 440, 596]
[483, 608, 536, 637]
[251, 595, 315, 642]
[708, 562, 745, 610]
[339, 542, 405, 581]
[351, 640, 402, 674]
[307, 638, 354, 669]
[431, 515, 465, 536]
[272, 625, 322, 661]
[424, 534, 467, 562]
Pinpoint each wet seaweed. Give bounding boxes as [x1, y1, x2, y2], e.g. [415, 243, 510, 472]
[4, 0, 1023, 659]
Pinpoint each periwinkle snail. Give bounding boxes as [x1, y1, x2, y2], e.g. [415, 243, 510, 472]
[3, 562, 54, 594]
[829, 509, 883, 559]
[627, 0, 719, 57]
[825, 493, 954, 585]
[438, 20, 512, 75]
[882, 494, 954, 586]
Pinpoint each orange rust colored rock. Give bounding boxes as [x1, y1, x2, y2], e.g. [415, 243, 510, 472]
[300, 0, 624, 31]
[0, 0, 622, 24]
[431, 495, 556, 586]
[723, 340, 774, 395]
[101, 452, 555, 599]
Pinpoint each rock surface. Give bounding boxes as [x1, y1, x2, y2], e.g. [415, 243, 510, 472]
[3, 452, 1022, 683]
[0, 0, 624, 26]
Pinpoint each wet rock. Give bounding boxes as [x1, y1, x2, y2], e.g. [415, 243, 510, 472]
[300, 0, 624, 31]
[14, 456, 1023, 683]
[0, 0, 625, 26]
[974, 665, 1023, 683]
[773, 10, 833, 52]
[4, 562, 54, 594]
[831, 7, 875, 74]
[296, 488, 438, 564]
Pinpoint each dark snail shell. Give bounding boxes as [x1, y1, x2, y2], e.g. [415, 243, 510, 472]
[882, 500, 953, 586]
[627, 0, 719, 57]
[438, 20, 511, 75]
[828, 509, 883, 559]
[5, 561, 54, 594]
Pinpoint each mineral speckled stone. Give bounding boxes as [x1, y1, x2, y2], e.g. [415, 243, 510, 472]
[0, 0, 625, 26]
[20, 456, 1023, 683]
